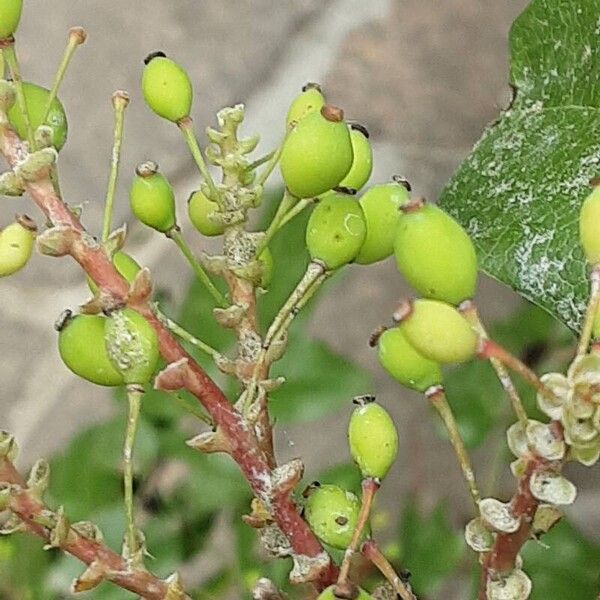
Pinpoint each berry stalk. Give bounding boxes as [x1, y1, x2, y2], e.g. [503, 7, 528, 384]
[576, 265, 600, 357]
[361, 540, 416, 600]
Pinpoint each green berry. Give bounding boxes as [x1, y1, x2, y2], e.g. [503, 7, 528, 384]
[317, 586, 372, 600]
[259, 246, 273, 288]
[0, 0, 23, 39]
[348, 398, 398, 480]
[130, 161, 176, 232]
[304, 484, 360, 550]
[355, 181, 410, 265]
[58, 313, 125, 387]
[0, 218, 35, 277]
[394, 202, 478, 305]
[378, 327, 443, 392]
[286, 83, 325, 127]
[579, 184, 600, 265]
[400, 299, 477, 364]
[88, 251, 141, 294]
[142, 51, 192, 123]
[306, 191, 366, 269]
[338, 124, 373, 192]
[7, 82, 68, 150]
[104, 308, 159, 385]
[187, 189, 225, 237]
[280, 105, 353, 199]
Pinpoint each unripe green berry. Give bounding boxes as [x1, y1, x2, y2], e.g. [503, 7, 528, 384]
[280, 105, 353, 199]
[286, 83, 325, 127]
[187, 189, 225, 237]
[104, 308, 159, 385]
[355, 182, 410, 265]
[304, 484, 360, 550]
[259, 246, 273, 288]
[399, 299, 477, 364]
[0, 0, 23, 39]
[394, 202, 477, 305]
[338, 124, 373, 192]
[0, 218, 35, 277]
[130, 161, 176, 232]
[88, 251, 141, 294]
[378, 327, 443, 392]
[306, 191, 366, 269]
[579, 184, 600, 265]
[7, 82, 68, 150]
[348, 398, 398, 480]
[58, 313, 125, 387]
[317, 586, 372, 600]
[142, 51, 192, 123]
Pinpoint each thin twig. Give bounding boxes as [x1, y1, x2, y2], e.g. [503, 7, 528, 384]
[576, 266, 600, 357]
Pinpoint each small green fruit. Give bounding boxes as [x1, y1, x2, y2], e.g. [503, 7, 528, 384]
[306, 191, 366, 269]
[348, 398, 398, 480]
[259, 246, 273, 288]
[394, 202, 478, 305]
[187, 189, 225, 236]
[304, 484, 360, 550]
[142, 51, 192, 123]
[280, 105, 353, 199]
[0, 0, 23, 39]
[286, 83, 325, 127]
[400, 299, 477, 364]
[104, 308, 159, 385]
[130, 161, 176, 232]
[378, 327, 443, 392]
[356, 182, 410, 265]
[317, 586, 372, 600]
[579, 184, 600, 265]
[0, 218, 35, 277]
[7, 82, 68, 150]
[58, 313, 125, 387]
[88, 251, 141, 294]
[339, 124, 373, 192]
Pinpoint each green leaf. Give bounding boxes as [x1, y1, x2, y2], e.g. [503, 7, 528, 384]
[522, 519, 600, 600]
[398, 498, 465, 596]
[439, 0, 600, 332]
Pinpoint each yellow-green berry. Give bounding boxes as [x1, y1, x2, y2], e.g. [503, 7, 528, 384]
[130, 161, 176, 233]
[0, 0, 23, 39]
[306, 190, 366, 269]
[57, 313, 125, 387]
[579, 183, 600, 265]
[317, 586, 372, 600]
[377, 327, 443, 392]
[339, 124, 373, 192]
[286, 82, 325, 127]
[394, 201, 478, 305]
[280, 105, 353, 199]
[356, 181, 411, 265]
[104, 308, 159, 385]
[399, 299, 477, 364]
[0, 217, 35, 277]
[348, 396, 398, 480]
[142, 51, 192, 123]
[7, 82, 68, 150]
[187, 189, 225, 236]
[304, 483, 360, 550]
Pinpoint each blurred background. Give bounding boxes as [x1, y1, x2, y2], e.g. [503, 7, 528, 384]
[2, 1, 599, 598]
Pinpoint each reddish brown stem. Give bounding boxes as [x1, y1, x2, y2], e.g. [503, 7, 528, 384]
[0, 459, 189, 599]
[0, 125, 331, 584]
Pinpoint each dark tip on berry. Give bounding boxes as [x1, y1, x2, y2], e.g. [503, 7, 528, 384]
[135, 160, 159, 178]
[353, 394, 376, 406]
[335, 515, 349, 526]
[54, 308, 73, 332]
[321, 104, 344, 123]
[369, 325, 388, 348]
[349, 122, 370, 138]
[590, 177, 600, 188]
[302, 82, 322, 93]
[16, 214, 37, 233]
[392, 175, 412, 191]
[144, 50, 167, 65]
[302, 481, 321, 498]
[333, 186, 357, 196]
